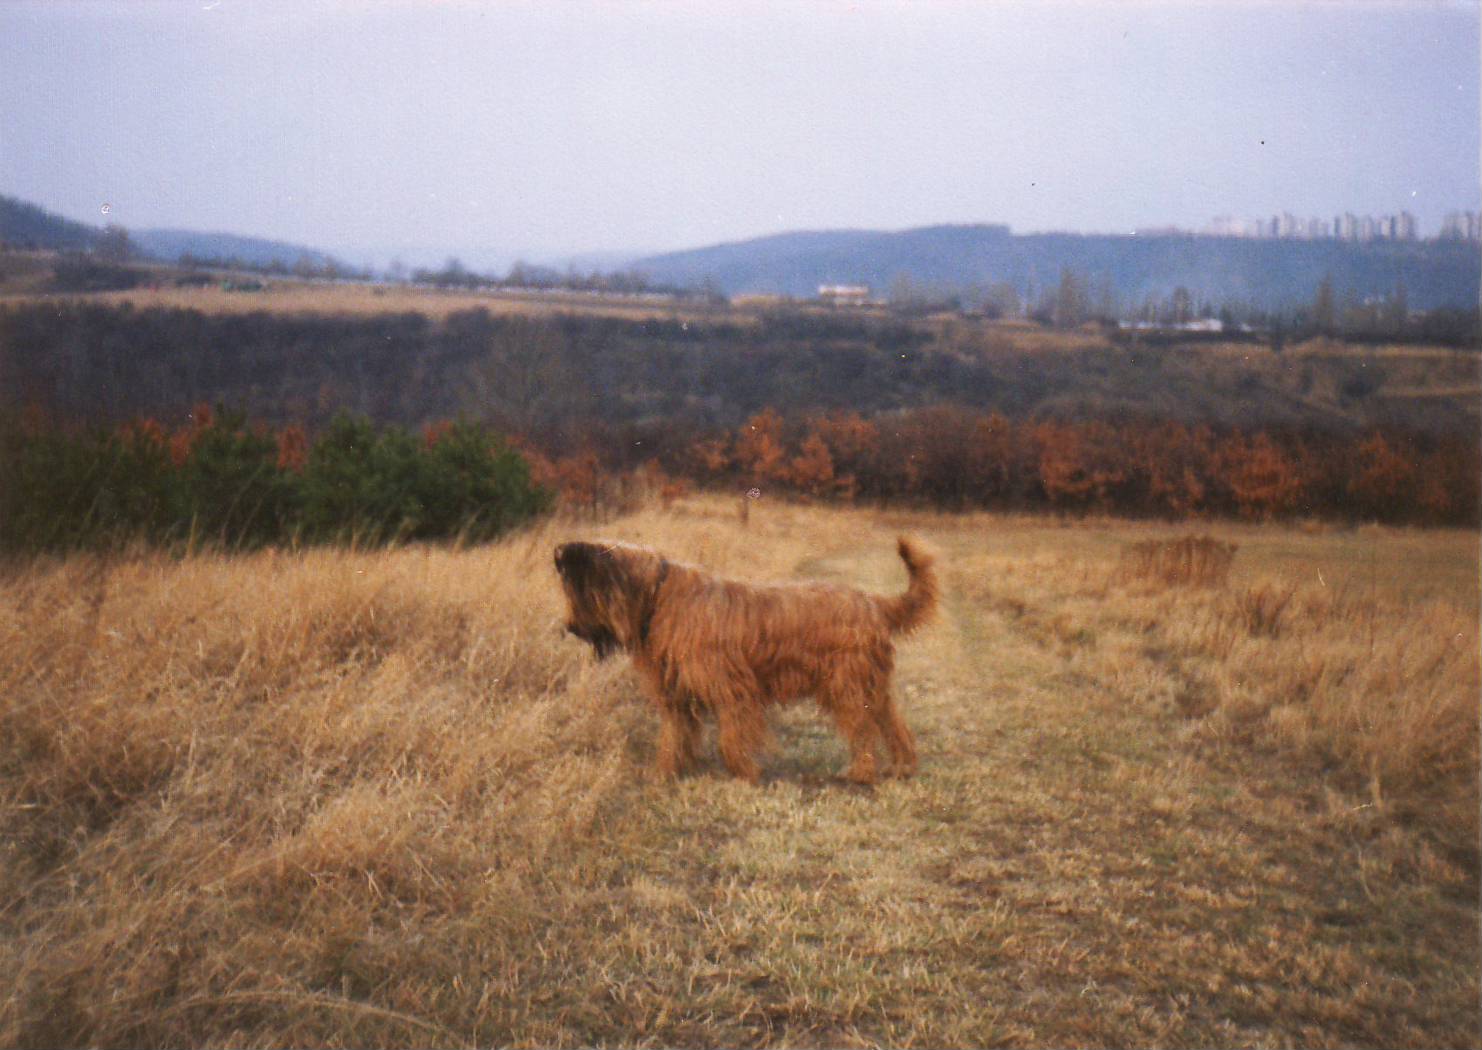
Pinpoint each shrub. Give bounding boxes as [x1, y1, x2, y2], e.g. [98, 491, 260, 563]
[414, 420, 550, 541]
[172, 408, 298, 547]
[0, 420, 176, 550]
[0, 411, 549, 553]
[296, 415, 550, 545]
[297, 414, 424, 544]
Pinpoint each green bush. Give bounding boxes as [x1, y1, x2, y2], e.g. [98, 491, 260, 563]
[172, 409, 297, 548]
[0, 411, 550, 554]
[297, 415, 550, 544]
[414, 421, 551, 542]
[298, 415, 424, 544]
[0, 423, 175, 550]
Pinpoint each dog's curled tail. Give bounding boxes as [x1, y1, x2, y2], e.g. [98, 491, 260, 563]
[879, 536, 939, 635]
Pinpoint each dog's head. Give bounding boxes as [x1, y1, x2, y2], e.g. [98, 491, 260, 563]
[554, 540, 666, 660]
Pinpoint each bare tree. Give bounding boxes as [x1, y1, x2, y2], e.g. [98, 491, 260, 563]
[95, 224, 135, 263]
[463, 318, 585, 438]
[1054, 268, 1086, 328]
[1170, 286, 1194, 326]
[1312, 273, 1336, 334]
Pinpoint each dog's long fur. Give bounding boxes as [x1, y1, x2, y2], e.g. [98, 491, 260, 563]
[554, 537, 937, 783]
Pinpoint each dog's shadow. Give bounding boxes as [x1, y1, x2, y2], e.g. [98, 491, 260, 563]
[764, 709, 872, 790]
[632, 707, 877, 794]
[762, 770, 877, 797]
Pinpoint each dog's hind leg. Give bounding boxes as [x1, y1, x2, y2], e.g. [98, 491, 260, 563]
[821, 683, 884, 785]
[872, 689, 917, 778]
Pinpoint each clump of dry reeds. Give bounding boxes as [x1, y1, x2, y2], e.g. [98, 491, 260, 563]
[1120, 534, 1238, 588]
[1231, 580, 1296, 637]
[1210, 580, 1479, 831]
[1106, 563, 1479, 849]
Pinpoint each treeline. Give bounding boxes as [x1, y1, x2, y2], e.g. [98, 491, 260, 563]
[1058, 269, 1479, 347]
[0, 408, 547, 553]
[3, 404, 1474, 554]
[5, 301, 1476, 441]
[0, 302, 937, 433]
[174, 252, 374, 283]
[635, 223, 1482, 316]
[407, 257, 696, 299]
[654, 408, 1479, 527]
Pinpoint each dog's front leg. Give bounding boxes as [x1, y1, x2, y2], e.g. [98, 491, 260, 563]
[638, 668, 697, 780]
[706, 676, 766, 784]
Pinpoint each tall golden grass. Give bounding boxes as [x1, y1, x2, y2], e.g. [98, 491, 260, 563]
[2, 499, 1477, 1047]
[1114, 546, 1480, 839]
[1, 529, 631, 1046]
[1119, 534, 1238, 588]
[0, 504, 858, 1046]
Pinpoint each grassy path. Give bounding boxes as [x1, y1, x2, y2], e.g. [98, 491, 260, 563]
[591, 526, 1478, 1047]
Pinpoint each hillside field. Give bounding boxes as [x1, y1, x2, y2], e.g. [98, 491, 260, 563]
[0, 261, 712, 324]
[2, 498, 1477, 1047]
[3, 278, 1478, 441]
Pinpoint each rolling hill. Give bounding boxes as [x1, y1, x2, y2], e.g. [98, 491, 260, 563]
[130, 228, 340, 271]
[0, 195, 101, 252]
[0, 194, 341, 271]
[635, 223, 1482, 312]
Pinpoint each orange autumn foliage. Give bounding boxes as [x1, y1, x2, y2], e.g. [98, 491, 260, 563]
[610, 408, 1471, 526]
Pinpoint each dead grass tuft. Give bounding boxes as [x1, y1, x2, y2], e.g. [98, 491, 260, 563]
[1131, 572, 1482, 841]
[1231, 579, 1298, 638]
[1121, 534, 1238, 588]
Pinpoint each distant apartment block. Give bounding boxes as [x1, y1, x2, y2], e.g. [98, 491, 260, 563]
[1439, 211, 1481, 242]
[1203, 209, 1429, 242]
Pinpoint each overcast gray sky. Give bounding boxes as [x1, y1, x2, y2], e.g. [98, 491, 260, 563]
[2, 0, 1478, 269]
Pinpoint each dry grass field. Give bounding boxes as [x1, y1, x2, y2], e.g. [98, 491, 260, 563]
[2, 498, 1478, 1047]
[82, 282, 715, 324]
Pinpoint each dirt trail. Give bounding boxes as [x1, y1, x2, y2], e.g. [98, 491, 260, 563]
[777, 528, 1481, 1047]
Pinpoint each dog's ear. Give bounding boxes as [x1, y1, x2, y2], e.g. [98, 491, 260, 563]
[554, 541, 598, 584]
[555, 542, 627, 610]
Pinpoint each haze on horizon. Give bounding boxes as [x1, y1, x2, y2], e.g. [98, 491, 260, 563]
[2, 0, 1478, 271]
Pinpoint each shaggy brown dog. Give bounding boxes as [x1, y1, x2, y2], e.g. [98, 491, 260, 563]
[554, 537, 937, 784]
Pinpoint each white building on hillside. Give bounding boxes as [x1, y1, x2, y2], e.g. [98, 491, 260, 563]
[818, 284, 871, 306]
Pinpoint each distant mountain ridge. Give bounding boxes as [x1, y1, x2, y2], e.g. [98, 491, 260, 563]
[0, 195, 101, 252]
[131, 228, 338, 270]
[635, 223, 1481, 311]
[0, 194, 339, 271]
[8, 192, 1478, 311]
